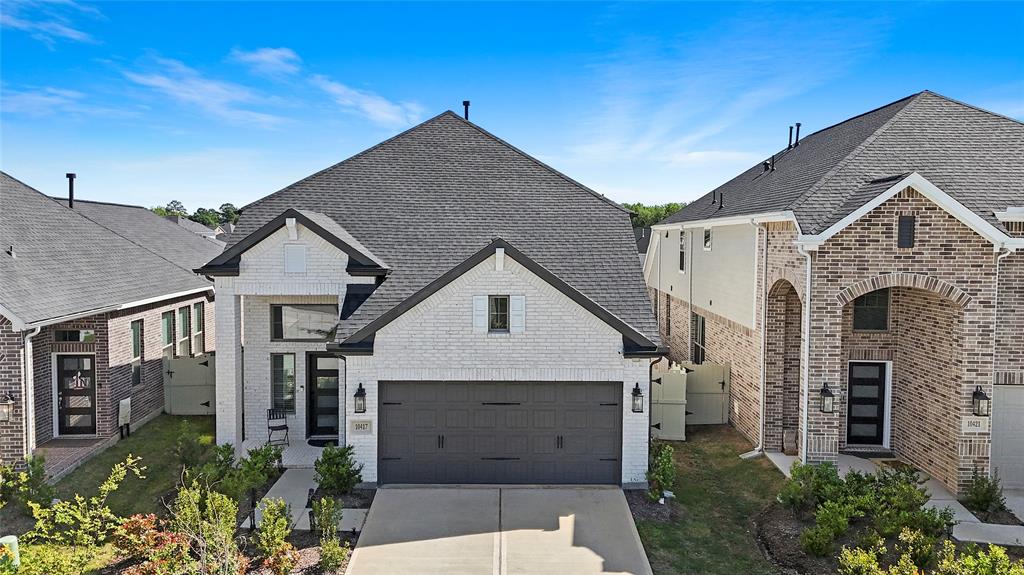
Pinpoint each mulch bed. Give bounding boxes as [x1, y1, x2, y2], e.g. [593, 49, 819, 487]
[964, 507, 1024, 526]
[240, 529, 359, 575]
[306, 488, 375, 510]
[236, 470, 285, 528]
[624, 488, 678, 523]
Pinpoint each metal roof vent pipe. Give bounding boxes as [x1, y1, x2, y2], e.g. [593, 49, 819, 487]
[788, 126, 794, 149]
[463, 100, 470, 120]
[66, 172, 76, 208]
[711, 191, 717, 205]
[771, 154, 776, 171]
[719, 192, 724, 209]
[794, 123, 801, 147]
[762, 161, 771, 173]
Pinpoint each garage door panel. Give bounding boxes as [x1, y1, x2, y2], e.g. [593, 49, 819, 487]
[379, 381, 622, 485]
[993, 386, 1024, 489]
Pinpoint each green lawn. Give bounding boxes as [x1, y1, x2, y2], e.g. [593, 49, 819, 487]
[53, 414, 215, 517]
[637, 425, 787, 575]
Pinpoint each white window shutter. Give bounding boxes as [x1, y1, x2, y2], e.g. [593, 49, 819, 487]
[472, 295, 487, 333]
[510, 295, 526, 333]
[284, 244, 306, 274]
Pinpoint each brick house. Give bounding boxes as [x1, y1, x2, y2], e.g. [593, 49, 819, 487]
[0, 172, 222, 479]
[643, 91, 1024, 494]
[197, 110, 663, 486]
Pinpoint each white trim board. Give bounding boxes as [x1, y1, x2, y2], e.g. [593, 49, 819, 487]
[796, 173, 1018, 251]
[651, 211, 798, 231]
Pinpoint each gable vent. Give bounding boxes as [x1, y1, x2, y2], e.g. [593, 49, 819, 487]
[897, 215, 915, 248]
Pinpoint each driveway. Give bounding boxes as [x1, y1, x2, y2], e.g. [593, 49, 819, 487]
[345, 486, 653, 575]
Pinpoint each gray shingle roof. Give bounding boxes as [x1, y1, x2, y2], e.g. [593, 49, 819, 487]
[1, 172, 216, 326]
[222, 111, 660, 347]
[166, 215, 220, 238]
[662, 91, 1024, 235]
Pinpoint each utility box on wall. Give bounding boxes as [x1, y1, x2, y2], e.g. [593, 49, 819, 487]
[652, 363, 688, 441]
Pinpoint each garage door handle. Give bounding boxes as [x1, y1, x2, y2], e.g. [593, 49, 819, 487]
[481, 457, 520, 461]
[599, 458, 619, 462]
[481, 402, 521, 405]
[381, 457, 401, 461]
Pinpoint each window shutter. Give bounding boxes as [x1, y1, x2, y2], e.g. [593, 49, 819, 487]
[472, 295, 487, 333]
[509, 295, 526, 333]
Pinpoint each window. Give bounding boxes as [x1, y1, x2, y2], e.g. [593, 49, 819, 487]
[177, 307, 191, 357]
[192, 302, 205, 354]
[703, 228, 713, 251]
[678, 231, 686, 271]
[271, 304, 338, 340]
[130, 320, 143, 386]
[691, 313, 706, 365]
[161, 311, 174, 359]
[897, 215, 916, 248]
[284, 244, 307, 274]
[271, 353, 296, 413]
[55, 329, 95, 343]
[853, 288, 889, 331]
[488, 295, 509, 332]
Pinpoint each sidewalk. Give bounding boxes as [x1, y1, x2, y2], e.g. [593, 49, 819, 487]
[240, 468, 368, 532]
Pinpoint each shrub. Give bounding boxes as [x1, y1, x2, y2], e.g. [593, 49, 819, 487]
[962, 466, 1008, 515]
[1, 456, 56, 512]
[255, 498, 292, 560]
[840, 538, 1024, 575]
[646, 441, 676, 501]
[174, 420, 205, 470]
[319, 537, 350, 573]
[778, 461, 843, 512]
[189, 443, 282, 503]
[315, 445, 363, 495]
[16, 545, 96, 575]
[312, 496, 341, 539]
[171, 482, 246, 575]
[0, 546, 16, 575]
[114, 513, 161, 560]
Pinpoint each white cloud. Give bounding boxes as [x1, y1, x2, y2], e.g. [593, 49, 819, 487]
[0, 0, 100, 47]
[124, 58, 283, 128]
[1, 85, 138, 118]
[310, 74, 424, 127]
[228, 47, 302, 77]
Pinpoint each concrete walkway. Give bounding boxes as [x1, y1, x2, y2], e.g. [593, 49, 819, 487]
[241, 468, 368, 533]
[345, 486, 653, 575]
[764, 452, 1024, 546]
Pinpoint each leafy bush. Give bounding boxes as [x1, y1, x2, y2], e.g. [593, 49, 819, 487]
[263, 542, 299, 575]
[646, 441, 676, 501]
[0, 545, 16, 575]
[839, 536, 1024, 575]
[312, 496, 341, 539]
[935, 540, 1024, 574]
[0, 456, 56, 512]
[255, 498, 292, 560]
[315, 445, 363, 495]
[114, 513, 161, 559]
[115, 515, 194, 575]
[174, 420, 206, 469]
[188, 443, 282, 503]
[16, 545, 96, 575]
[170, 482, 247, 575]
[778, 461, 843, 512]
[319, 537, 350, 573]
[800, 499, 866, 555]
[961, 466, 1008, 515]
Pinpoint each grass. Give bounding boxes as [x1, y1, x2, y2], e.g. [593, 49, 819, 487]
[52, 414, 215, 517]
[637, 425, 787, 575]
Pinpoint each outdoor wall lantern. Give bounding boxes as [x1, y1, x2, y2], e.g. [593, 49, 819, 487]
[354, 383, 367, 414]
[819, 383, 835, 414]
[631, 383, 644, 413]
[972, 386, 991, 417]
[0, 391, 14, 422]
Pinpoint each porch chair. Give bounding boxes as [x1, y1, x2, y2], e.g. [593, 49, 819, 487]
[267, 408, 290, 447]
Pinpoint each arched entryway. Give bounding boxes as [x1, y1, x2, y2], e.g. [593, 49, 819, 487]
[764, 279, 803, 454]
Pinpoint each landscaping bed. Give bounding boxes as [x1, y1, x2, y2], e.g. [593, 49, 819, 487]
[306, 487, 375, 511]
[624, 488, 676, 523]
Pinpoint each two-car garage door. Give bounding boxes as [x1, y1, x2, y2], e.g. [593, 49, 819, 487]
[378, 381, 622, 485]
[993, 385, 1024, 490]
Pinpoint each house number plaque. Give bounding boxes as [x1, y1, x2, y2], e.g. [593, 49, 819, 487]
[961, 416, 989, 433]
[350, 420, 373, 435]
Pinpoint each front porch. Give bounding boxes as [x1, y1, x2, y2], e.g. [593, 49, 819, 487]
[240, 437, 325, 469]
[34, 436, 110, 481]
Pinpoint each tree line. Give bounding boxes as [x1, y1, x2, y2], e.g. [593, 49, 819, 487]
[151, 200, 240, 229]
[622, 202, 686, 228]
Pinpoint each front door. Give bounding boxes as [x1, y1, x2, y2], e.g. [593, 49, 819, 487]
[847, 362, 887, 445]
[57, 354, 97, 435]
[307, 354, 340, 437]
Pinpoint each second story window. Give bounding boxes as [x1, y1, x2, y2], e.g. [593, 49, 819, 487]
[271, 304, 338, 341]
[897, 215, 916, 248]
[130, 319, 143, 386]
[488, 295, 509, 332]
[678, 231, 686, 272]
[703, 228, 713, 251]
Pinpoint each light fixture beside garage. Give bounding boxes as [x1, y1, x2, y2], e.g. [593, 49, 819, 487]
[354, 383, 367, 414]
[972, 386, 991, 417]
[819, 383, 835, 414]
[631, 383, 644, 413]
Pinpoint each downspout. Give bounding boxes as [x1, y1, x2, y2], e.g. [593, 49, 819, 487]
[753, 220, 769, 453]
[22, 326, 41, 459]
[992, 245, 1013, 471]
[796, 244, 813, 463]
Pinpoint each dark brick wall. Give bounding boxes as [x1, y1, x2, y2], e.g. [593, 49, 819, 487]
[0, 315, 25, 466]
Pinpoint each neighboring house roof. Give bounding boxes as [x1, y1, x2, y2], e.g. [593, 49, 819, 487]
[207, 111, 660, 351]
[0, 172, 216, 328]
[165, 215, 220, 238]
[661, 91, 1024, 237]
[634, 227, 652, 254]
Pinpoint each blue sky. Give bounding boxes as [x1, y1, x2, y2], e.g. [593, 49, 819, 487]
[2, 2, 1022, 210]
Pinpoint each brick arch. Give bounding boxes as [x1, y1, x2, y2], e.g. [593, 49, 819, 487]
[835, 273, 972, 308]
[767, 269, 805, 303]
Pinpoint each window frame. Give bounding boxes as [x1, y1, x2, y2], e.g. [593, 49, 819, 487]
[678, 231, 686, 272]
[161, 311, 174, 360]
[703, 228, 713, 251]
[852, 288, 890, 332]
[691, 312, 706, 365]
[283, 244, 307, 274]
[270, 304, 339, 342]
[271, 353, 297, 413]
[192, 302, 205, 354]
[55, 329, 96, 343]
[130, 319, 143, 386]
[177, 306, 191, 357]
[488, 295, 510, 333]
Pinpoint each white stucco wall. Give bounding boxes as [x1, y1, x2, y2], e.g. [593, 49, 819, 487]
[648, 223, 757, 328]
[345, 253, 652, 486]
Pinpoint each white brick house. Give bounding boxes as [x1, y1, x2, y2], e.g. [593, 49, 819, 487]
[198, 112, 663, 486]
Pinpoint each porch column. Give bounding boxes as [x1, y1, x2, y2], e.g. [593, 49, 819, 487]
[215, 283, 243, 447]
[804, 285, 842, 465]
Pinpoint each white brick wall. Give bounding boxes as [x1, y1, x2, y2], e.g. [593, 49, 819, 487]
[346, 254, 651, 485]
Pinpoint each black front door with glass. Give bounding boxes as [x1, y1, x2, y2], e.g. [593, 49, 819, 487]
[307, 354, 340, 437]
[57, 354, 97, 435]
[847, 362, 887, 445]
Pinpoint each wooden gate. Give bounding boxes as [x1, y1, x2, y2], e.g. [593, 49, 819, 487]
[163, 354, 216, 415]
[683, 361, 730, 425]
